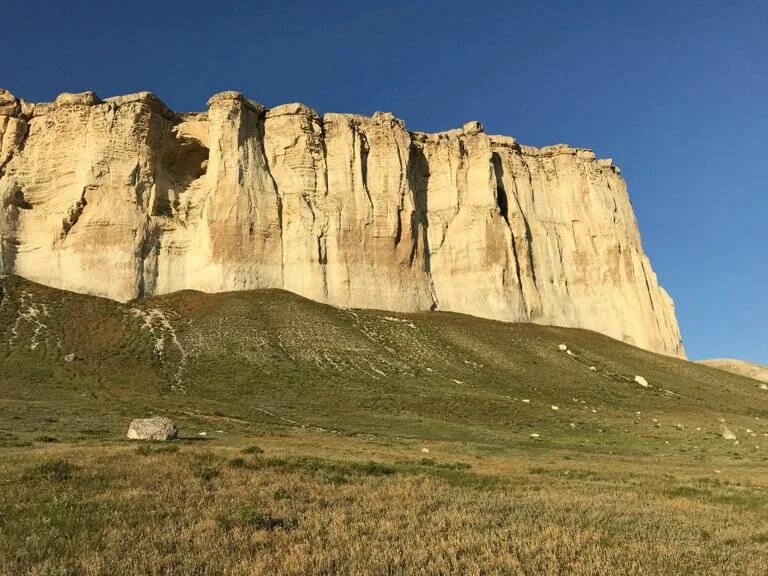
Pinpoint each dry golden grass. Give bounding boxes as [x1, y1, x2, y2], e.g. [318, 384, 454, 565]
[2, 433, 768, 576]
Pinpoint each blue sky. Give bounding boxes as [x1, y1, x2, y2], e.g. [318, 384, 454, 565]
[3, 0, 766, 362]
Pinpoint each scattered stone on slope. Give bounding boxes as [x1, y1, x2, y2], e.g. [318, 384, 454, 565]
[721, 427, 737, 441]
[127, 417, 178, 441]
[634, 375, 649, 388]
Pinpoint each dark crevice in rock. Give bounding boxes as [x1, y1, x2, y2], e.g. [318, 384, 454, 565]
[317, 235, 327, 265]
[315, 117, 330, 301]
[407, 142, 438, 310]
[136, 224, 160, 299]
[492, 152, 528, 308]
[394, 206, 403, 246]
[317, 233, 329, 301]
[407, 144, 429, 271]
[494, 153, 538, 289]
[358, 130, 374, 216]
[60, 189, 88, 240]
[3, 187, 32, 210]
[491, 152, 509, 225]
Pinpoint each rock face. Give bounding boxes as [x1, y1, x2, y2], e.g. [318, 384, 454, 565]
[127, 417, 178, 441]
[0, 89, 684, 357]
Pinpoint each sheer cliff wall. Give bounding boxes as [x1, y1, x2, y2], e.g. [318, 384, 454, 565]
[0, 89, 684, 357]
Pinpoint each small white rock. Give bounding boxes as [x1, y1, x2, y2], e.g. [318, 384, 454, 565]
[722, 427, 737, 441]
[551, 405, 559, 410]
[634, 375, 649, 388]
[566, 350, 573, 356]
[198, 431, 207, 437]
[589, 366, 597, 371]
[421, 447, 430, 453]
[530, 433, 540, 438]
[522, 399, 530, 403]
[558, 344, 568, 351]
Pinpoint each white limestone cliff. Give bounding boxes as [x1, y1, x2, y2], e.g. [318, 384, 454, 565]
[0, 89, 685, 357]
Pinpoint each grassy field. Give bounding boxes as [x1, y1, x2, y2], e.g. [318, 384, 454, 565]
[2, 275, 768, 575]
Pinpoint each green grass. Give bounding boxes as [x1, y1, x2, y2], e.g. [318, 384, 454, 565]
[2, 274, 766, 456]
[2, 275, 768, 574]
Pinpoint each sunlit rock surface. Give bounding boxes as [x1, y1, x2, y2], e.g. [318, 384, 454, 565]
[0, 89, 684, 357]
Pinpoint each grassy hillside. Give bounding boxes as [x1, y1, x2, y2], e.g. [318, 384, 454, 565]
[2, 275, 768, 574]
[699, 358, 768, 384]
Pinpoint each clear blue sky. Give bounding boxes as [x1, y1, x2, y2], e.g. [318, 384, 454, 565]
[3, 0, 766, 362]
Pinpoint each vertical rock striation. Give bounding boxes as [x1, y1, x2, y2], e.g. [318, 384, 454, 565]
[0, 89, 684, 357]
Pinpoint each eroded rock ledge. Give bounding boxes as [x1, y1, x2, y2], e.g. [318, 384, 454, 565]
[0, 89, 684, 357]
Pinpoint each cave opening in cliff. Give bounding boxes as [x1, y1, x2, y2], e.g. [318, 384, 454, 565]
[154, 133, 209, 216]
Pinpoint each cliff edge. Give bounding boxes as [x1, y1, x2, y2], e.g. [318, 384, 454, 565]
[0, 88, 684, 357]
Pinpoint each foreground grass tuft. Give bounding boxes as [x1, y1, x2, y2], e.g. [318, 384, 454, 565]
[219, 507, 299, 532]
[134, 443, 179, 456]
[23, 458, 76, 482]
[193, 465, 219, 482]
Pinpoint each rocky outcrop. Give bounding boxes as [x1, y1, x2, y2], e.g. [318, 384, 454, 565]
[127, 416, 178, 441]
[0, 88, 684, 357]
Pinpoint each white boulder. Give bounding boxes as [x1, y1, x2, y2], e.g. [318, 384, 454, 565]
[127, 417, 178, 441]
